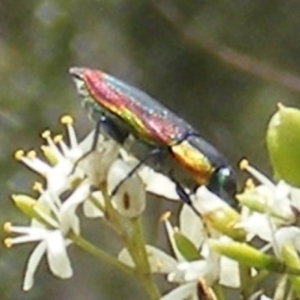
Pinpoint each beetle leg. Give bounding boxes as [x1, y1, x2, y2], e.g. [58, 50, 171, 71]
[111, 147, 163, 197]
[72, 115, 129, 174]
[70, 117, 103, 174]
[172, 179, 202, 218]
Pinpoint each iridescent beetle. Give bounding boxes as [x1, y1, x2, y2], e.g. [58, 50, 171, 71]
[69, 67, 237, 206]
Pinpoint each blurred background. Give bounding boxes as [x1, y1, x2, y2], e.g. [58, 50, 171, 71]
[1, 0, 300, 299]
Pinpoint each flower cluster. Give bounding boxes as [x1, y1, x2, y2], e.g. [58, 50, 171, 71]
[4, 116, 147, 291]
[4, 106, 300, 300]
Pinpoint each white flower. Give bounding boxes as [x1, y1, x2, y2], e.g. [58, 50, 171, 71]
[160, 194, 241, 289]
[236, 212, 275, 242]
[4, 181, 90, 291]
[235, 160, 300, 245]
[15, 116, 119, 194]
[7, 115, 154, 291]
[14, 115, 123, 221]
[239, 160, 295, 222]
[167, 251, 220, 285]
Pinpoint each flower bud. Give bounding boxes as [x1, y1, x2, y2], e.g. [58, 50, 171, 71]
[11, 194, 55, 226]
[209, 239, 273, 268]
[266, 104, 300, 187]
[11, 194, 39, 219]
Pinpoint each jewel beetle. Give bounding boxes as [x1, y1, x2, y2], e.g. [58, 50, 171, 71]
[69, 67, 237, 206]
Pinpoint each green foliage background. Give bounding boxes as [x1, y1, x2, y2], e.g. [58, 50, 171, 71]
[1, 1, 300, 299]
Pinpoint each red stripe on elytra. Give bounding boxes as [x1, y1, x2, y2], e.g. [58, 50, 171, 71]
[82, 69, 180, 144]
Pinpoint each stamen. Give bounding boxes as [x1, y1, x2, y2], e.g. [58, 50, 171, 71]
[27, 150, 36, 159]
[53, 135, 63, 143]
[160, 211, 171, 222]
[32, 182, 44, 193]
[3, 222, 11, 232]
[4, 238, 12, 248]
[41, 130, 51, 139]
[60, 115, 74, 125]
[62, 115, 78, 147]
[277, 102, 284, 110]
[14, 149, 25, 161]
[239, 159, 249, 170]
[245, 178, 255, 190]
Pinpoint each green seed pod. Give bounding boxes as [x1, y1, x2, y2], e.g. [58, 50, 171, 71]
[266, 104, 300, 187]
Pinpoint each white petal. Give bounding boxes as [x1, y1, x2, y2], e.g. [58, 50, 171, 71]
[83, 190, 105, 218]
[118, 247, 134, 267]
[76, 130, 95, 153]
[46, 230, 73, 278]
[160, 282, 197, 300]
[37, 190, 61, 214]
[138, 166, 179, 200]
[274, 226, 300, 257]
[23, 241, 47, 291]
[175, 261, 208, 281]
[146, 246, 177, 273]
[169, 252, 219, 284]
[83, 200, 104, 218]
[219, 256, 240, 288]
[46, 161, 73, 194]
[270, 181, 294, 220]
[108, 159, 146, 218]
[192, 186, 230, 214]
[236, 213, 274, 242]
[59, 182, 90, 233]
[118, 245, 177, 273]
[180, 204, 205, 248]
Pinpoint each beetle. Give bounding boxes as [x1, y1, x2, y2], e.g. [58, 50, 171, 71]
[69, 67, 237, 206]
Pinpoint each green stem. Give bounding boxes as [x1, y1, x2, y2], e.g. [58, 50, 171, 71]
[212, 283, 225, 300]
[128, 217, 161, 300]
[239, 264, 252, 299]
[252, 269, 269, 289]
[69, 232, 134, 276]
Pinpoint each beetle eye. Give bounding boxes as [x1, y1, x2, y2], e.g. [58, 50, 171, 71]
[207, 166, 237, 206]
